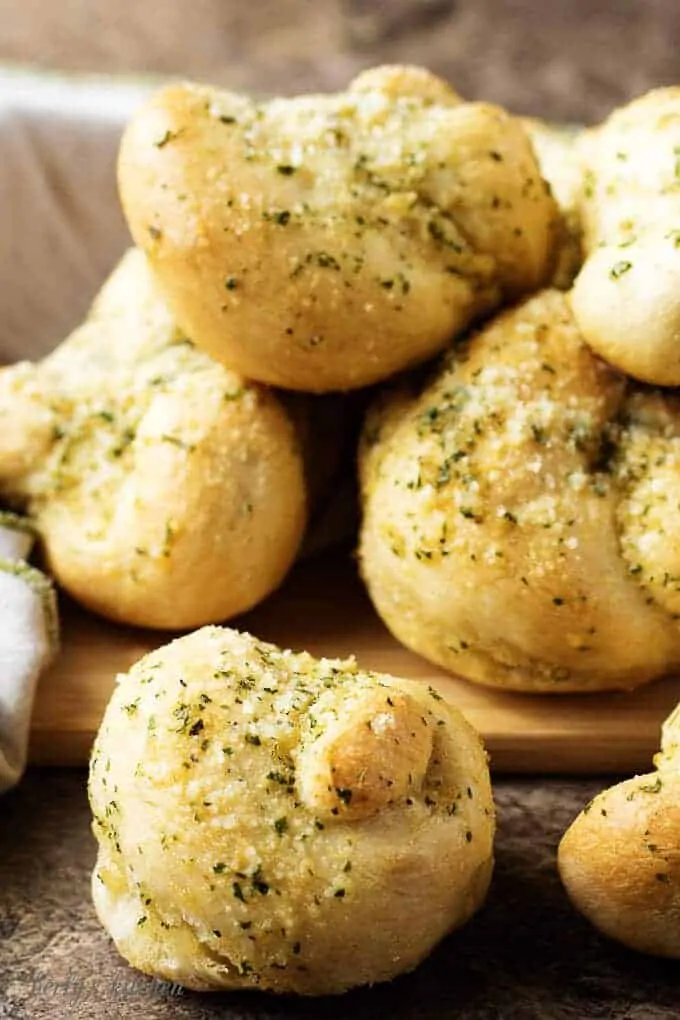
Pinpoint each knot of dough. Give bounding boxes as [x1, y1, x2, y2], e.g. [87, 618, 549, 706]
[295, 687, 434, 821]
[0, 249, 306, 629]
[559, 697, 680, 958]
[359, 288, 680, 693]
[118, 65, 558, 392]
[656, 701, 680, 773]
[0, 513, 58, 793]
[88, 626, 494, 995]
[571, 87, 680, 385]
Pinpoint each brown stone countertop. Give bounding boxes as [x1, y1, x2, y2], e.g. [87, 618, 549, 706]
[1, 771, 678, 1019]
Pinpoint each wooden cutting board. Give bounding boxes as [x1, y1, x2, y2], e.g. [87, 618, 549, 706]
[29, 554, 680, 774]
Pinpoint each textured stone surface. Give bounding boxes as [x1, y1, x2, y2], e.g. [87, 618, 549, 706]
[1, 770, 678, 1019]
[1, 0, 680, 122]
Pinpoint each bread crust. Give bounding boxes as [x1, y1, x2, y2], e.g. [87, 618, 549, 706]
[89, 626, 495, 994]
[0, 249, 307, 628]
[119, 65, 558, 392]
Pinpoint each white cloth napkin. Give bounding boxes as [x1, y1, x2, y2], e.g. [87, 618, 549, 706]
[0, 513, 58, 792]
[0, 71, 145, 791]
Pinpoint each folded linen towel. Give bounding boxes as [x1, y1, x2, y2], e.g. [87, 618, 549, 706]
[0, 511, 58, 792]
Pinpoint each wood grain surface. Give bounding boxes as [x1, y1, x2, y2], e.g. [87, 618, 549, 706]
[31, 554, 680, 774]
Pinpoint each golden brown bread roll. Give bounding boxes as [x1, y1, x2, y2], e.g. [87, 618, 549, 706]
[89, 626, 495, 995]
[119, 64, 559, 392]
[359, 288, 680, 692]
[0, 248, 307, 628]
[559, 701, 680, 956]
[571, 88, 680, 385]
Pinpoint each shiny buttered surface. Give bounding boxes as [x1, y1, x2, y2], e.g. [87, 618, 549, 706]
[559, 702, 680, 957]
[571, 88, 680, 385]
[359, 289, 680, 692]
[88, 627, 495, 995]
[118, 65, 559, 392]
[0, 249, 307, 628]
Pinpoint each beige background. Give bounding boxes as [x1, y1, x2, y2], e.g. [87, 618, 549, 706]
[1, 0, 680, 121]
